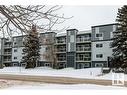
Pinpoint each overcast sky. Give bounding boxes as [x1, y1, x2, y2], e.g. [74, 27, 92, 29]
[0, 5, 122, 37]
[54, 5, 122, 31]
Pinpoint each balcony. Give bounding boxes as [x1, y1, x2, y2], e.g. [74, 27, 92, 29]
[57, 56, 66, 62]
[3, 59, 11, 62]
[56, 48, 66, 53]
[55, 38, 66, 45]
[76, 58, 91, 62]
[55, 42, 66, 45]
[4, 52, 12, 55]
[56, 51, 66, 53]
[76, 38, 91, 43]
[76, 48, 91, 53]
[4, 45, 12, 48]
[57, 60, 66, 62]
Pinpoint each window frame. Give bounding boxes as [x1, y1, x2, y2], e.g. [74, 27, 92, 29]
[96, 54, 103, 58]
[96, 33, 103, 38]
[96, 44, 103, 48]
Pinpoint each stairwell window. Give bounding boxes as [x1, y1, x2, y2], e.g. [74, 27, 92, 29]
[96, 33, 102, 37]
[96, 54, 103, 58]
[96, 44, 103, 48]
[14, 49, 17, 52]
[14, 57, 17, 59]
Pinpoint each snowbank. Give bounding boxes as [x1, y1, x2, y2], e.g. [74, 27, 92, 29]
[0, 67, 127, 80]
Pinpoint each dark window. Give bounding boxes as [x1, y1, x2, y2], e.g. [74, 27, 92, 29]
[14, 49, 17, 52]
[96, 44, 103, 48]
[96, 54, 103, 58]
[96, 33, 102, 37]
[14, 57, 17, 59]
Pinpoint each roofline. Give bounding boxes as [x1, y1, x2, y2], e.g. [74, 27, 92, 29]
[56, 35, 66, 38]
[67, 29, 78, 31]
[12, 32, 56, 38]
[40, 32, 56, 35]
[91, 23, 118, 28]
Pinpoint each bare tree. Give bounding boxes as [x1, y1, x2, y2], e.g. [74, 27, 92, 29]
[0, 5, 72, 37]
[0, 5, 72, 68]
[42, 36, 58, 69]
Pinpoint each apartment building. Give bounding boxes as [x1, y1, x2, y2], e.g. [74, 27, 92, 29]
[12, 36, 25, 66]
[10, 32, 56, 67]
[0, 38, 12, 67]
[0, 23, 117, 69]
[91, 23, 117, 67]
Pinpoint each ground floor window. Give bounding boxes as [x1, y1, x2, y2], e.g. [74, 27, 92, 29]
[95, 63, 103, 67]
[13, 63, 19, 66]
[78, 63, 90, 69]
[59, 63, 66, 68]
[44, 63, 50, 67]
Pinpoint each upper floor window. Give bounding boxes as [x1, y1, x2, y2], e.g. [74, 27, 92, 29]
[96, 33, 102, 37]
[96, 54, 103, 58]
[14, 57, 17, 59]
[14, 42, 17, 45]
[96, 44, 103, 48]
[14, 49, 17, 52]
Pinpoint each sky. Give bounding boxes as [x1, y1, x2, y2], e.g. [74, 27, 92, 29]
[0, 5, 122, 37]
[53, 5, 122, 31]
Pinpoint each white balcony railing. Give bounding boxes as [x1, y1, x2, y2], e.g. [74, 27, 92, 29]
[4, 59, 11, 62]
[76, 48, 91, 52]
[4, 52, 11, 55]
[4, 45, 12, 48]
[76, 38, 91, 43]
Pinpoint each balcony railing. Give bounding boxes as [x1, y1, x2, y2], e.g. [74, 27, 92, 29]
[4, 52, 11, 55]
[4, 45, 12, 48]
[56, 41, 66, 44]
[76, 48, 91, 52]
[76, 38, 91, 43]
[58, 59, 66, 61]
[56, 49, 66, 52]
[4, 59, 11, 62]
[76, 58, 91, 61]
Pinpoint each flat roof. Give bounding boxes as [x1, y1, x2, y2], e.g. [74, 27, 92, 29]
[91, 23, 118, 28]
[56, 30, 91, 37]
[77, 30, 91, 35]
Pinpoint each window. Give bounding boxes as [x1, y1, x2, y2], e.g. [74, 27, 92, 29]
[95, 63, 103, 67]
[96, 33, 102, 37]
[78, 63, 90, 68]
[96, 44, 103, 48]
[14, 49, 17, 52]
[45, 47, 49, 51]
[14, 42, 17, 45]
[96, 54, 103, 58]
[14, 57, 17, 59]
[44, 63, 50, 67]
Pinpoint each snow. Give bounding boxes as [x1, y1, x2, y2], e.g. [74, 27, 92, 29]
[8, 84, 127, 89]
[0, 67, 127, 89]
[0, 67, 127, 80]
[5, 81, 127, 90]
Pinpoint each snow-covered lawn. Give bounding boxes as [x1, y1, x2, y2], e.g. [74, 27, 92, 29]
[0, 67, 127, 80]
[7, 83, 127, 90]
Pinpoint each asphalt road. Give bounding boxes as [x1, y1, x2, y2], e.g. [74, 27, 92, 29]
[0, 74, 127, 87]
